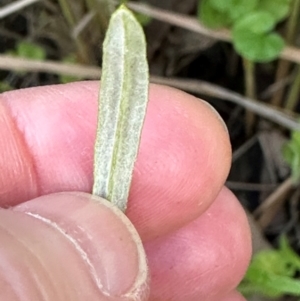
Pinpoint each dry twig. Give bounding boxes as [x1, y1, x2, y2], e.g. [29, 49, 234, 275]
[254, 177, 295, 229]
[0, 54, 300, 131]
[0, 55, 100, 78]
[150, 76, 300, 131]
[0, 0, 40, 20]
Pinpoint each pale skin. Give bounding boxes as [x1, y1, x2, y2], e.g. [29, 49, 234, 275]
[0, 82, 252, 301]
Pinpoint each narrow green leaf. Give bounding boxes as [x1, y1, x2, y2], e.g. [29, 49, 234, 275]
[93, 5, 149, 212]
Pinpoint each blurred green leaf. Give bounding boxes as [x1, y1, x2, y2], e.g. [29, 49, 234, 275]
[198, 0, 231, 28]
[239, 236, 300, 298]
[227, 0, 258, 22]
[235, 11, 276, 34]
[233, 12, 284, 62]
[233, 31, 284, 62]
[198, 0, 288, 62]
[0, 81, 12, 93]
[199, 0, 258, 27]
[208, 0, 229, 12]
[134, 12, 152, 26]
[15, 41, 46, 60]
[279, 236, 300, 270]
[258, 0, 292, 22]
[283, 130, 300, 183]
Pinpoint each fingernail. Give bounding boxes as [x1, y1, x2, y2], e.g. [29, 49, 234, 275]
[14, 192, 149, 298]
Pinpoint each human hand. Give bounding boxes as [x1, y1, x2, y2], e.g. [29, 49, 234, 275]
[0, 82, 251, 301]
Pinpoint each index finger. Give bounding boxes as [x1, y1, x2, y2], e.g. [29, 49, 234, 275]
[0, 82, 231, 240]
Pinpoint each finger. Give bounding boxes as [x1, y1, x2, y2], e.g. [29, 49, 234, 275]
[0, 82, 231, 240]
[1, 192, 148, 301]
[144, 187, 252, 301]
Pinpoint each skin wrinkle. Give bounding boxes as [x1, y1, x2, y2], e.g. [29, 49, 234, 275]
[86, 195, 149, 300]
[0, 276, 18, 300]
[0, 99, 39, 205]
[0, 219, 54, 301]
[23, 211, 107, 295]
[14, 193, 150, 299]
[3, 203, 129, 300]
[0, 263, 40, 301]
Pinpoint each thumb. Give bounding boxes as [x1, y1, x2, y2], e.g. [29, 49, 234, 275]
[0, 192, 149, 301]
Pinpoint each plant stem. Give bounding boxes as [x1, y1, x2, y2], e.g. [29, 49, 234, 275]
[271, 0, 300, 107]
[271, 63, 292, 107]
[85, 0, 115, 37]
[57, 0, 92, 63]
[282, 0, 300, 43]
[243, 58, 256, 135]
[285, 65, 300, 112]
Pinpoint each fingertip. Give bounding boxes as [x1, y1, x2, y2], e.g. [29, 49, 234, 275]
[1, 82, 232, 241]
[3, 192, 149, 300]
[144, 187, 251, 301]
[128, 84, 232, 239]
[0, 81, 100, 206]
